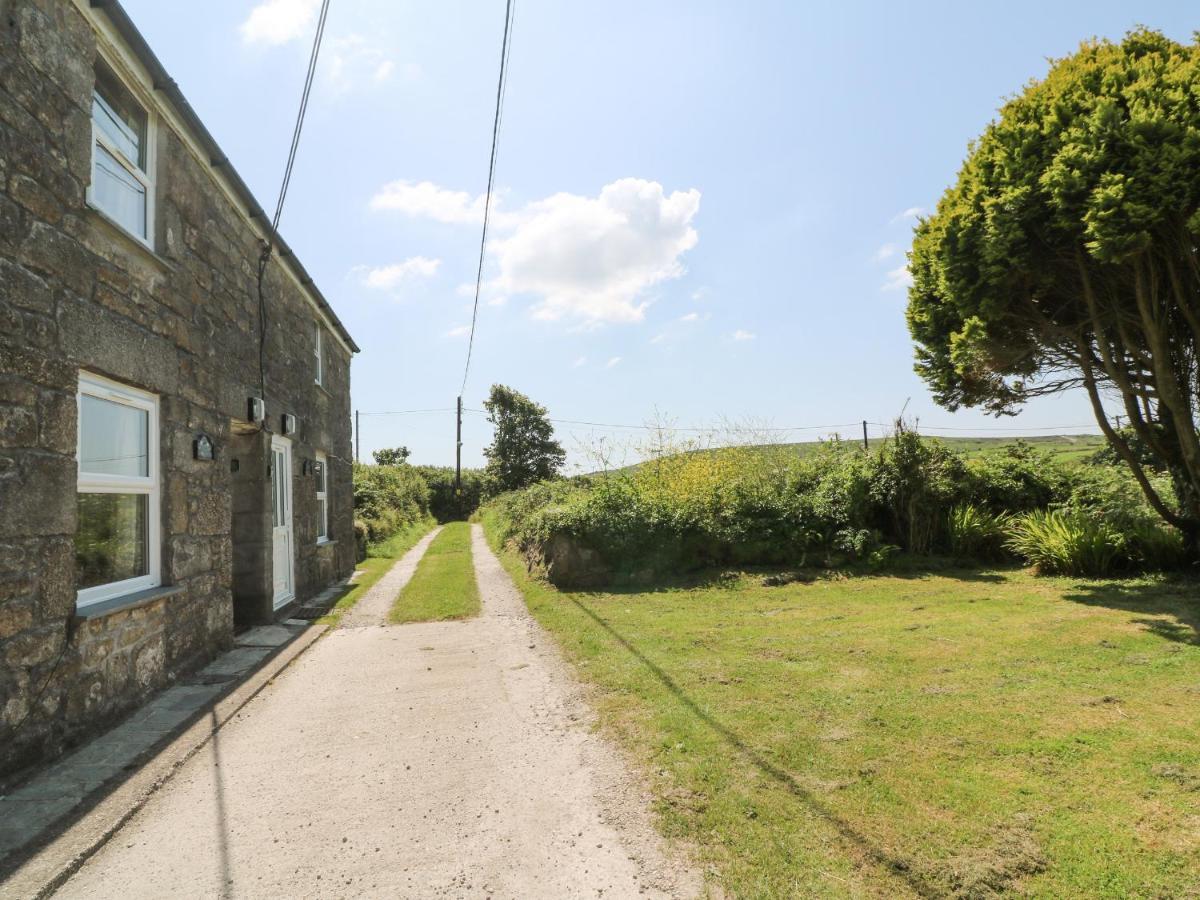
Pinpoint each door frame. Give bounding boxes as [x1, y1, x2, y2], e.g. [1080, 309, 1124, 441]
[270, 433, 295, 609]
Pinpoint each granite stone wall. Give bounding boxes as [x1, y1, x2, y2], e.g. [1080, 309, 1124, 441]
[0, 0, 356, 778]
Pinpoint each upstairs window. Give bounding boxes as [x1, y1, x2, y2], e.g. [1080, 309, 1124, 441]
[314, 322, 324, 387]
[315, 452, 329, 542]
[90, 63, 154, 246]
[76, 373, 161, 607]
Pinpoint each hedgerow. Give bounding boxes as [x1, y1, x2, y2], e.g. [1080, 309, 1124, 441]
[483, 432, 1190, 584]
[353, 462, 430, 547]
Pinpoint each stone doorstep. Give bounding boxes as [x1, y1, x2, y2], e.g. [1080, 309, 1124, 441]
[289, 580, 350, 620]
[0, 620, 323, 893]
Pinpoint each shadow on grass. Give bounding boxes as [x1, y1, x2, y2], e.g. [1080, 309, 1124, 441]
[565, 594, 941, 898]
[1063, 578, 1200, 646]
[586, 558, 1014, 597]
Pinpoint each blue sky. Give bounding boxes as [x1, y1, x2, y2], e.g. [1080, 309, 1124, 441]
[124, 0, 1197, 469]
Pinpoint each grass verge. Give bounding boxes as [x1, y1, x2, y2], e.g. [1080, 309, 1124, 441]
[389, 521, 480, 623]
[481, 513, 1200, 898]
[317, 518, 435, 626]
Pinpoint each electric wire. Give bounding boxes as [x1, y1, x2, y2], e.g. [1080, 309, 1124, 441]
[358, 407, 458, 416]
[255, 0, 333, 422]
[459, 0, 516, 399]
[478, 409, 1098, 435]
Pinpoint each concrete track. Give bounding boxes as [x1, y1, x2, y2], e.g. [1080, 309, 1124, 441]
[53, 526, 701, 899]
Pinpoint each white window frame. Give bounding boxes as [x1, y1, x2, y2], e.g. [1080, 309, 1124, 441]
[87, 61, 156, 249]
[315, 451, 329, 543]
[314, 322, 324, 387]
[76, 372, 161, 608]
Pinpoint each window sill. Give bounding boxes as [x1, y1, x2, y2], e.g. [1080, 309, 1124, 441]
[74, 584, 184, 622]
[84, 204, 175, 273]
[316, 538, 336, 547]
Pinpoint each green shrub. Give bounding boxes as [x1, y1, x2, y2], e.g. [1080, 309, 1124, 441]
[1005, 510, 1125, 576]
[1124, 522, 1189, 572]
[482, 433, 1190, 585]
[867, 429, 970, 553]
[411, 465, 488, 522]
[353, 463, 430, 544]
[947, 504, 1010, 561]
[966, 442, 1069, 513]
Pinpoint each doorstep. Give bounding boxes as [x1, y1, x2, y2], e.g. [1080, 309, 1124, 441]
[0, 619, 327, 896]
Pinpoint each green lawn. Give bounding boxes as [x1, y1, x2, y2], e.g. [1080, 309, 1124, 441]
[318, 518, 435, 626]
[484, 520, 1200, 898]
[389, 521, 481, 623]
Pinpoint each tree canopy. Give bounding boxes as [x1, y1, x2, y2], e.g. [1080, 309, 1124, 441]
[907, 28, 1200, 546]
[372, 446, 411, 466]
[482, 384, 565, 493]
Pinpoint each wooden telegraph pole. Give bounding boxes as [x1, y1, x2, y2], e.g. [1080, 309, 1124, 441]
[862, 420, 869, 451]
[355, 409, 360, 463]
[455, 396, 463, 492]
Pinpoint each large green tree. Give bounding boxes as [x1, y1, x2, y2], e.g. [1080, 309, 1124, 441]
[907, 28, 1200, 552]
[372, 446, 411, 466]
[482, 384, 566, 493]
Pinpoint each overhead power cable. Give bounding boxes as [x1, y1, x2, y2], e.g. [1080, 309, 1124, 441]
[358, 407, 458, 417]
[451, 408, 1098, 435]
[459, 0, 516, 398]
[868, 422, 1098, 433]
[255, 0, 333, 416]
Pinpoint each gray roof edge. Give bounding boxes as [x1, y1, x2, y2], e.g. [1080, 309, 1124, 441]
[88, 0, 360, 354]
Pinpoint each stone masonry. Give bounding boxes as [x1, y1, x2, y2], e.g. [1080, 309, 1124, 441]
[0, 0, 357, 778]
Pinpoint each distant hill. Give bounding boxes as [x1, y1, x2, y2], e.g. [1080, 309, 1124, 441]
[770, 433, 1106, 465]
[593, 433, 1108, 476]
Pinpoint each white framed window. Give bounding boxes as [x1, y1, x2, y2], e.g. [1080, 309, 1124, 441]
[89, 62, 155, 247]
[313, 322, 324, 387]
[76, 372, 161, 607]
[315, 452, 329, 542]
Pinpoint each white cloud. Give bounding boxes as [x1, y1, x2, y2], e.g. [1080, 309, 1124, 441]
[606, 356, 622, 368]
[889, 206, 925, 224]
[356, 257, 441, 290]
[370, 180, 487, 224]
[874, 243, 899, 261]
[572, 356, 587, 368]
[649, 333, 667, 344]
[732, 329, 755, 341]
[324, 35, 403, 94]
[691, 288, 708, 302]
[446, 325, 470, 338]
[679, 311, 709, 323]
[494, 179, 701, 324]
[240, 0, 319, 46]
[882, 264, 913, 292]
[370, 177, 700, 325]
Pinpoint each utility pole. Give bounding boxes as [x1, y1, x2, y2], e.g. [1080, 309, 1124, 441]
[355, 410, 360, 463]
[455, 396, 463, 492]
[862, 420, 869, 452]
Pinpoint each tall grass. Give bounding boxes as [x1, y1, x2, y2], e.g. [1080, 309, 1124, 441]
[1005, 510, 1124, 576]
[947, 504, 1010, 561]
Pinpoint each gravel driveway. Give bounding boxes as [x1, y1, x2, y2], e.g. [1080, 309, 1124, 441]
[53, 525, 701, 899]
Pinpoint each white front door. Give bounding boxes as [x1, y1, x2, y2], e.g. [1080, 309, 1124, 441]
[270, 435, 294, 608]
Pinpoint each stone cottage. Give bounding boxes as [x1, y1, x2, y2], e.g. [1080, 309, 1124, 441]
[0, 0, 359, 778]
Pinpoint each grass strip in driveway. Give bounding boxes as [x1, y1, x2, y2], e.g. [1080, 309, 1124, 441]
[318, 518, 435, 626]
[481, 515, 1200, 899]
[389, 521, 480, 623]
